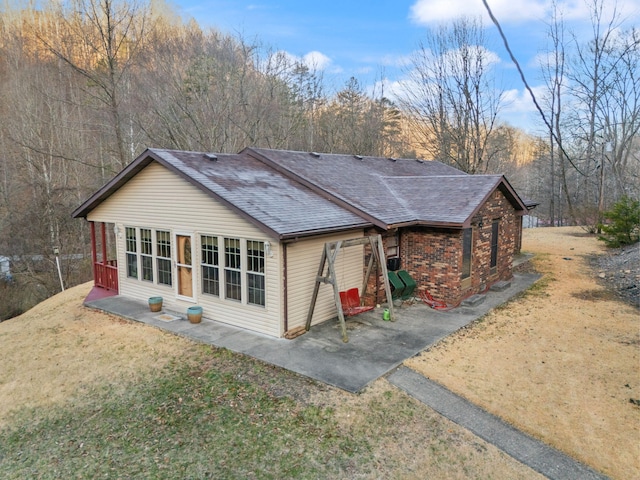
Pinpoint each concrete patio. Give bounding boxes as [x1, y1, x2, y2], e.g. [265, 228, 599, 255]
[85, 271, 540, 394]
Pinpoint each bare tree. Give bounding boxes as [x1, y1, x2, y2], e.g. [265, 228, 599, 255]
[399, 17, 503, 173]
[539, 1, 577, 225]
[31, 0, 155, 169]
[564, 0, 639, 227]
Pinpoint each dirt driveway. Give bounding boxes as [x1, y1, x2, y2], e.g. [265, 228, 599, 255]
[406, 227, 640, 480]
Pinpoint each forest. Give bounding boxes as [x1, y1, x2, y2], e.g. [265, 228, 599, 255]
[0, 0, 638, 319]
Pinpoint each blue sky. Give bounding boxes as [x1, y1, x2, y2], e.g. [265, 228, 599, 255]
[172, 0, 640, 133]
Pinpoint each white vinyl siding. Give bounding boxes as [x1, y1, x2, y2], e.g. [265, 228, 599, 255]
[285, 231, 365, 331]
[87, 162, 282, 337]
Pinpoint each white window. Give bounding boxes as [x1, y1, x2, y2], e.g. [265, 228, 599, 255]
[156, 230, 172, 286]
[224, 238, 242, 301]
[201, 235, 219, 297]
[247, 240, 265, 307]
[200, 234, 267, 307]
[140, 228, 153, 282]
[125, 227, 138, 279]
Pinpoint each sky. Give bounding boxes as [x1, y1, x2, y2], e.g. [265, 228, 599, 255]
[171, 0, 640, 134]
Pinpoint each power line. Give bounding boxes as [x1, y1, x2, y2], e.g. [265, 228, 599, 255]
[481, 0, 579, 172]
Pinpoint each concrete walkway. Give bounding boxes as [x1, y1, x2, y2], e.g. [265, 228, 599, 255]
[388, 367, 609, 480]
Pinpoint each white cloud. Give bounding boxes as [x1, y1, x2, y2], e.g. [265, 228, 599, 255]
[410, 0, 546, 24]
[501, 88, 537, 113]
[278, 50, 333, 70]
[408, 0, 640, 25]
[379, 53, 413, 68]
[302, 51, 332, 70]
[368, 76, 422, 102]
[276, 50, 333, 72]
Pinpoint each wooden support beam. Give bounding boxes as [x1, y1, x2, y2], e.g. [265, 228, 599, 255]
[306, 234, 395, 342]
[305, 247, 327, 331]
[375, 235, 395, 321]
[315, 276, 334, 284]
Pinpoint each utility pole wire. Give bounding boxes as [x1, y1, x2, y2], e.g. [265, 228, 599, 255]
[481, 0, 581, 172]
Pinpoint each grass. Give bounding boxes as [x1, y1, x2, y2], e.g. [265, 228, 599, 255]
[0, 347, 368, 479]
[0, 343, 539, 479]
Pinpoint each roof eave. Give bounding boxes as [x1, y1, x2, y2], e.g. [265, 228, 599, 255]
[280, 222, 373, 243]
[387, 220, 465, 230]
[72, 149, 367, 243]
[72, 149, 156, 219]
[71, 149, 286, 241]
[460, 175, 529, 226]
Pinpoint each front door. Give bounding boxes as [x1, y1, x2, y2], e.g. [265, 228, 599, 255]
[176, 234, 195, 301]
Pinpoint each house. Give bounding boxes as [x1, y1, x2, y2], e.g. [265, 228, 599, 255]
[73, 147, 534, 338]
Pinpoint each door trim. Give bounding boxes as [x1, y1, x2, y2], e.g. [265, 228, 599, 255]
[175, 232, 196, 303]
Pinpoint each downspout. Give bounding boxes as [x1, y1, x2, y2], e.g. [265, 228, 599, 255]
[282, 243, 288, 334]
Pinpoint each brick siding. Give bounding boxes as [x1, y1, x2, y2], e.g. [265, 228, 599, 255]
[365, 189, 521, 307]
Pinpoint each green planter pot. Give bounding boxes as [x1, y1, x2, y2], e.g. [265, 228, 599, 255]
[187, 306, 203, 324]
[148, 296, 163, 312]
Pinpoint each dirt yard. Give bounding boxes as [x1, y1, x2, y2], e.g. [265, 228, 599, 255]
[406, 226, 640, 480]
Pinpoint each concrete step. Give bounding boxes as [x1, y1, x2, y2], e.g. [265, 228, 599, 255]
[461, 294, 485, 307]
[490, 280, 511, 292]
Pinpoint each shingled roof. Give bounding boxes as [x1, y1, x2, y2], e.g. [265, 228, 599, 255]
[73, 147, 529, 240]
[245, 148, 527, 228]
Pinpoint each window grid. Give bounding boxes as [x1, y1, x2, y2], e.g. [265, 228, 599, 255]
[125, 227, 137, 279]
[201, 235, 219, 296]
[387, 233, 399, 258]
[156, 230, 172, 286]
[224, 238, 241, 301]
[140, 228, 153, 282]
[247, 240, 265, 306]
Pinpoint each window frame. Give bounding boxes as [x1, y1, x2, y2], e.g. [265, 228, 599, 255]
[125, 227, 138, 279]
[386, 232, 399, 258]
[122, 229, 268, 308]
[490, 220, 499, 274]
[461, 227, 473, 289]
[156, 230, 172, 287]
[246, 240, 265, 307]
[140, 228, 154, 282]
[224, 237, 242, 302]
[201, 235, 220, 297]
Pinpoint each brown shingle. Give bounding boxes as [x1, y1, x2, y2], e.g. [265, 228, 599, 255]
[73, 147, 528, 238]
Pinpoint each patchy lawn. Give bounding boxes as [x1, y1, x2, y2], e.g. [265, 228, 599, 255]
[406, 227, 640, 480]
[2, 227, 634, 478]
[0, 284, 539, 479]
